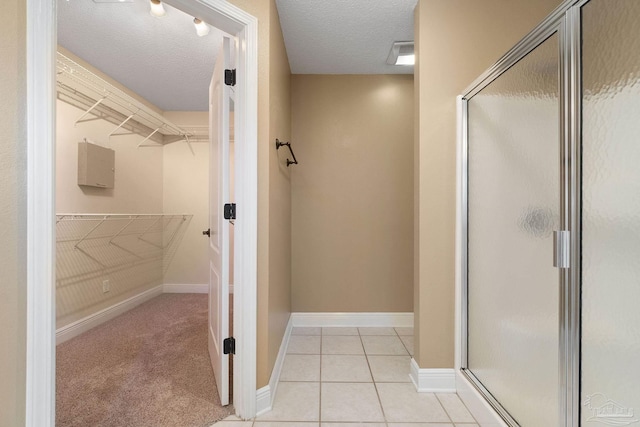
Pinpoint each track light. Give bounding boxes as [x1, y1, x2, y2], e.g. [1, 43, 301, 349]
[149, 0, 166, 17]
[194, 18, 210, 37]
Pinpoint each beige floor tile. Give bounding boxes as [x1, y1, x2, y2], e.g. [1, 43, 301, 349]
[399, 335, 414, 356]
[322, 424, 386, 427]
[321, 336, 364, 355]
[280, 355, 320, 381]
[367, 355, 411, 382]
[322, 327, 359, 336]
[436, 394, 476, 423]
[358, 327, 396, 335]
[321, 355, 372, 382]
[388, 424, 453, 427]
[256, 382, 320, 421]
[394, 327, 414, 336]
[287, 335, 321, 354]
[292, 327, 322, 336]
[361, 336, 409, 355]
[455, 425, 478, 427]
[321, 383, 385, 422]
[376, 383, 450, 423]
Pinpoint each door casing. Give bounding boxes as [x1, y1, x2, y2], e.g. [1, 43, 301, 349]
[24, 0, 259, 424]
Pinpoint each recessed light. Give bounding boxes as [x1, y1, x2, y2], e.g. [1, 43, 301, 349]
[387, 41, 415, 66]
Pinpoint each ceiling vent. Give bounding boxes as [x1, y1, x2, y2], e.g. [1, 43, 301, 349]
[387, 41, 414, 66]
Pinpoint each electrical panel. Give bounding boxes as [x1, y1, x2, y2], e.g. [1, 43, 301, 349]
[77, 141, 115, 189]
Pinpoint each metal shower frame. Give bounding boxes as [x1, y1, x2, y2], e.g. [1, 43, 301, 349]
[458, 0, 590, 425]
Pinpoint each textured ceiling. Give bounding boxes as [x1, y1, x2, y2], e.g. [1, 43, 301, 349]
[57, 0, 416, 111]
[57, 0, 222, 111]
[275, 0, 417, 74]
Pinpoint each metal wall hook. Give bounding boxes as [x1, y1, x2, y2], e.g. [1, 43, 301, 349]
[275, 138, 298, 167]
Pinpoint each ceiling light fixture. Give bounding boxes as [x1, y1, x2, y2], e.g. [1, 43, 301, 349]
[387, 41, 415, 66]
[193, 18, 210, 37]
[149, 0, 166, 17]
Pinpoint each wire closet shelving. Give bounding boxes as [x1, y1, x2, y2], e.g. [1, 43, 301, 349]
[56, 51, 208, 148]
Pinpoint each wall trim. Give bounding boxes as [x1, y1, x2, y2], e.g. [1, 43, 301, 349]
[255, 385, 271, 417]
[162, 283, 209, 294]
[55, 285, 163, 345]
[291, 312, 413, 327]
[256, 315, 293, 416]
[456, 370, 508, 427]
[409, 358, 456, 393]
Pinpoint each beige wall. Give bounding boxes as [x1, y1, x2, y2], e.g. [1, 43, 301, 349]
[228, 0, 292, 388]
[162, 111, 210, 286]
[413, 0, 562, 369]
[55, 99, 165, 328]
[0, 0, 26, 425]
[291, 75, 414, 312]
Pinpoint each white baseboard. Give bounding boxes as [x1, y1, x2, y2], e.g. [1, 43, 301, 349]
[56, 285, 163, 345]
[456, 370, 508, 427]
[291, 312, 413, 327]
[255, 385, 271, 417]
[256, 314, 294, 416]
[409, 358, 456, 393]
[162, 283, 209, 294]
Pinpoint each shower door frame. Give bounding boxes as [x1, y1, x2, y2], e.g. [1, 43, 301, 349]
[457, 0, 588, 426]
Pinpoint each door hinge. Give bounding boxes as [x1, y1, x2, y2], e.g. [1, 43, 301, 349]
[225, 69, 236, 86]
[223, 337, 236, 354]
[224, 203, 236, 220]
[553, 230, 570, 269]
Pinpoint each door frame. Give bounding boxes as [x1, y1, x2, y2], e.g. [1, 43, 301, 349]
[25, 0, 259, 424]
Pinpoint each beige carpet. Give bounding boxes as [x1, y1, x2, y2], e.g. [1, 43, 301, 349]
[56, 293, 234, 427]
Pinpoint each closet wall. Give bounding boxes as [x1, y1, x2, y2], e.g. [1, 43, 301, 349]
[55, 51, 210, 329]
[291, 74, 414, 313]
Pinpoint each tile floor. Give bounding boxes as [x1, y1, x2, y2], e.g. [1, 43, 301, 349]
[214, 327, 478, 427]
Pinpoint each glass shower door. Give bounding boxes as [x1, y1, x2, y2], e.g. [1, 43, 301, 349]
[581, 0, 640, 423]
[466, 32, 561, 426]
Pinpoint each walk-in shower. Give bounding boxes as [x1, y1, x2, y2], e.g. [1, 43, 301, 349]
[458, 0, 640, 425]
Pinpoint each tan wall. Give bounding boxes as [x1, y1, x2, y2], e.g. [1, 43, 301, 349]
[0, 0, 26, 425]
[291, 75, 414, 312]
[227, 0, 292, 388]
[162, 111, 210, 287]
[267, 0, 292, 383]
[413, 0, 562, 368]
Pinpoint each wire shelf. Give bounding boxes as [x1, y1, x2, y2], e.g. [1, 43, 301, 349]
[56, 214, 193, 288]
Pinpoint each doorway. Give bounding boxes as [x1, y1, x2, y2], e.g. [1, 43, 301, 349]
[25, 0, 258, 424]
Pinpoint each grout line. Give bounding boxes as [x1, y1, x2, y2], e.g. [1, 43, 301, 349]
[434, 393, 454, 425]
[358, 328, 388, 427]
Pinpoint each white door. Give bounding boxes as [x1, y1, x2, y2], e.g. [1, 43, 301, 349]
[208, 36, 232, 406]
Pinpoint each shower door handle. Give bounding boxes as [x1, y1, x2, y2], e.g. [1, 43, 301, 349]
[553, 230, 570, 269]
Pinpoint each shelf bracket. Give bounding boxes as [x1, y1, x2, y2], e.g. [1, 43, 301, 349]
[137, 127, 161, 148]
[109, 111, 138, 137]
[75, 96, 107, 127]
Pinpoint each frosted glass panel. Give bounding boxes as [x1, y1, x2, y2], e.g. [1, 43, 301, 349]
[467, 33, 559, 426]
[581, 0, 640, 424]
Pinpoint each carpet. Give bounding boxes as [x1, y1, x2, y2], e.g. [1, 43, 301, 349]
[56, 293, 234, 427]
